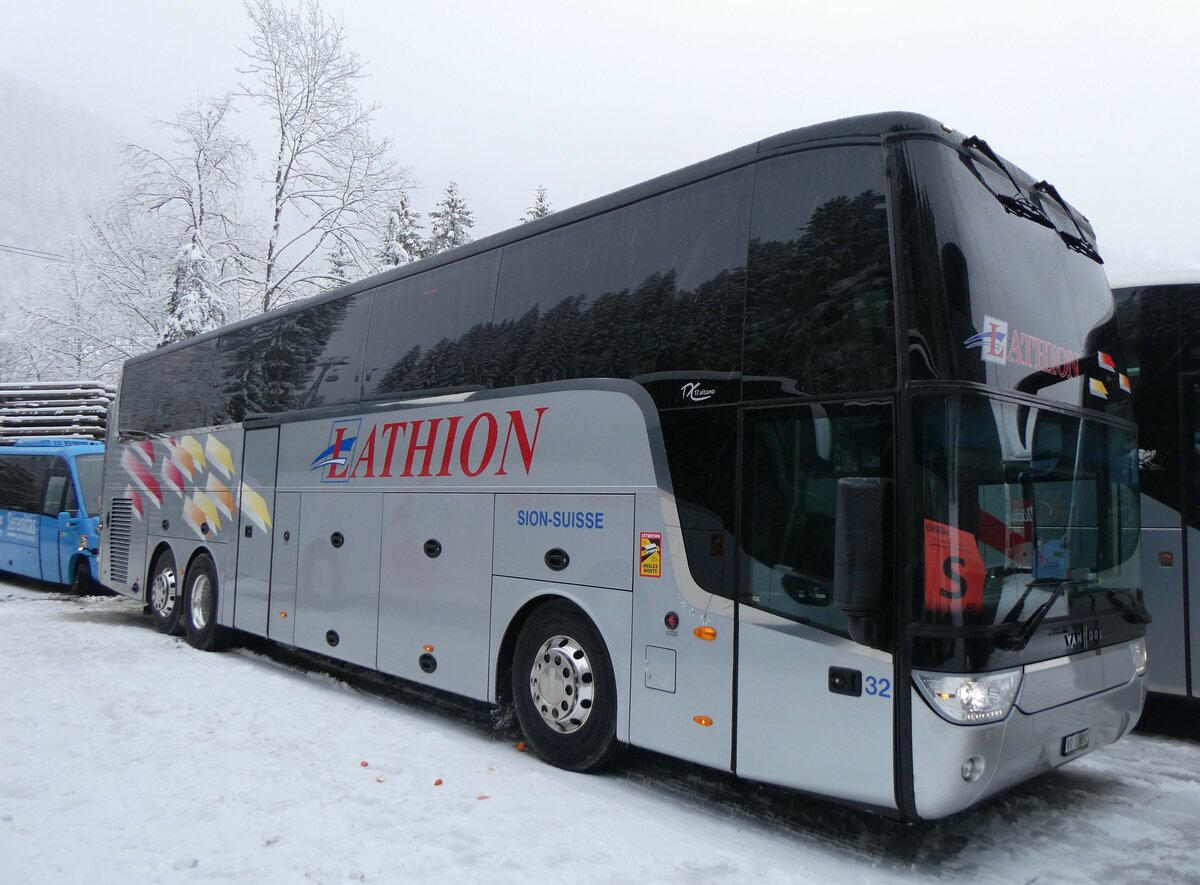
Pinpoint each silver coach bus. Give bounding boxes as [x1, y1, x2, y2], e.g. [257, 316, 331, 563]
[1113, 273, 1200, 699]
[100, 113, 1146, 820]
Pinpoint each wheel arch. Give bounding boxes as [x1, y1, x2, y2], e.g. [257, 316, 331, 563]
[491, 581, 633, 744]
[182, 545, 221, 618]
[494, 593, 563, 710]
[145, 540, 177, 603]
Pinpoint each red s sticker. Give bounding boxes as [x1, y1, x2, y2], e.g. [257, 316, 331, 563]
[923, 519, 985, 613]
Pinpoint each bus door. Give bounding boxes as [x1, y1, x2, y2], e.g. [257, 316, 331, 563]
[39, 458, 72, 583]
[734, 401, 897, 810]
[232, 427, 279, 635]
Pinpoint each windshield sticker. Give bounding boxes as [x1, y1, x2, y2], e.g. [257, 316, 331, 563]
[965, 314, 1080, 378]
[923, 519, 984, 613]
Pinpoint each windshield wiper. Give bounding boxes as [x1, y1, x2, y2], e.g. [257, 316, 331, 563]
[1033, 180, 1104, 265]
[1105, 589, 1152, 625]
[961, 136, 1055, 229]
[996, 579, 1087, 651]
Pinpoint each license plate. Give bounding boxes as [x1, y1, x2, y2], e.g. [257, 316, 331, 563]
[1062, 728, 1090, 756]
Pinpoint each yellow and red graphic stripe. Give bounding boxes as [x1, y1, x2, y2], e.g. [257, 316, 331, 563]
[122, 433, 276, 541]
[121, 448, 163, 508]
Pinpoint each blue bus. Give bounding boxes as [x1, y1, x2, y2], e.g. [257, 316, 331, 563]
[0, 438, 104, 591]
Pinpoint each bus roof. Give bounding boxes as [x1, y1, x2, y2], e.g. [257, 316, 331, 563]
[127, 111, 950, 369]
[1109, 271, 1200, 290]
[0, 438, 105, 455]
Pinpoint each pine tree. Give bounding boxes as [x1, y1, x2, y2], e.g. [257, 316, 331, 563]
[377, 192, 424, 266]
[425, 181, 475, 256]
[520, 185, 553, 223]
[160, 241, 226, 346]
[327, 238, 353, 285]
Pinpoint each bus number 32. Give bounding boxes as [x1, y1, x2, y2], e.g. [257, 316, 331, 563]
[865, 676, 891, 698]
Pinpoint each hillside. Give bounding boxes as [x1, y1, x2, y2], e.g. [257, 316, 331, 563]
[0, 70, 120, 322]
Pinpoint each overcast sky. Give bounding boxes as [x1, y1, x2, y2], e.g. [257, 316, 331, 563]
[3, 0, 1198, 278]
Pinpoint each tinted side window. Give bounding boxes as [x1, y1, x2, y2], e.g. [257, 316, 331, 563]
[1177, 285, 1200, 373]
[1115, 285, 1180, 517]
[492, 168, 752, 396]
[42, 459, 70, 516]
[118, 359, 163, 437]
[213, 292, 374, 422]
[740, 401, 892, 635]
[0, 455, 49, 513]
[659, 406, 738, 598]
[156, 340, 216, 433]
[362, 253, 500, 397]
[745, 147, 895, 398]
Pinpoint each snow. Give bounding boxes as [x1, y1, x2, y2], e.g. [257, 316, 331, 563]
[2, 583, 1199, 885]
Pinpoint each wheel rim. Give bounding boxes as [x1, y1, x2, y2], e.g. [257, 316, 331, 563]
[529, 634, 595, 734]
[190, 573, 212, 631]
[151, 567, 177, 616]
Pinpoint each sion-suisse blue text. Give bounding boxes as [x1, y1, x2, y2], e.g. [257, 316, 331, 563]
[517, 509, 605, 529]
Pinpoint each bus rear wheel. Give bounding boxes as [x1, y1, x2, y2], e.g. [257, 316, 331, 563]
[148, 551, 184, 635]
[183, 555, 229, 652]
[511, 601, 618, 772]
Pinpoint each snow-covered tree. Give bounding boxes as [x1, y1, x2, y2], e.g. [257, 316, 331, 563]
[160, 242, 226, 346]
[123, 95, 253, 338]
[377, 192, 424, 267]
[239, 0, 412, 311]
[78, 207, 175, 352]
[326, 238, 354, 285]
[425, 181, 475, 256]
[8, 241, 138, 382]
[520, 185, 553, 223]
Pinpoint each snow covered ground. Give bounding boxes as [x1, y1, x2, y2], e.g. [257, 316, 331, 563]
[2, 582, 1198, 885]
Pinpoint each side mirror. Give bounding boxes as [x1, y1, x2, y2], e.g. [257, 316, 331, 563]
[834, 477, 890, 646]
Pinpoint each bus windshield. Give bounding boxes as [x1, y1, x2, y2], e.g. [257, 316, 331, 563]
[74, 454, 104, 516]
[915, 394, 1140, 634]
[895, 138, 1132, 421]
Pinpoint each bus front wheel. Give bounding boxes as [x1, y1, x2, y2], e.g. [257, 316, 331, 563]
[511, 600, 618, 772]
[148, 551, 183, 635]
[183, 555, 229, 652]
[69, 559, 94, 595]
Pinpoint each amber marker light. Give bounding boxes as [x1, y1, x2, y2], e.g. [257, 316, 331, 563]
[423, 644, 435, 653]
[694, 626, 717, 641]
[279, 611, 288, 619]
[693, 715, 714, 727]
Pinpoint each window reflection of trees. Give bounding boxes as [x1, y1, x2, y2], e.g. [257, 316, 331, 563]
[154, 176, 897, 427]
[216, 296, 351, 422]
[370, 192, 893, 397]
[746, 188, 895, 395]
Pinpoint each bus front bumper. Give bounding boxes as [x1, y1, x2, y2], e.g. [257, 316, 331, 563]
[909, 672, 1145, 819]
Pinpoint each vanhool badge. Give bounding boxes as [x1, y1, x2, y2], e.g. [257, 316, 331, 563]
[639, 532, 662, 578]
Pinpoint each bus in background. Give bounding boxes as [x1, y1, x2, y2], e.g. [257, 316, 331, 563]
[0, 438, 104, 592]
[101, 112, 1145, 820]
[1113, 273, 1200, 699]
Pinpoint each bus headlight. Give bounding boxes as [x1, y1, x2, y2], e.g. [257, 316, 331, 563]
[1129, 638, 1147, 675]
[914, 668, 1022, 724]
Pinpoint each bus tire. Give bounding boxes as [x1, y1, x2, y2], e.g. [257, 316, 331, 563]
[183, 555, 229, 652]
[511, 600, 618, 772]
[148, 550, 184, 635]
[69, 558, 94, 595]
